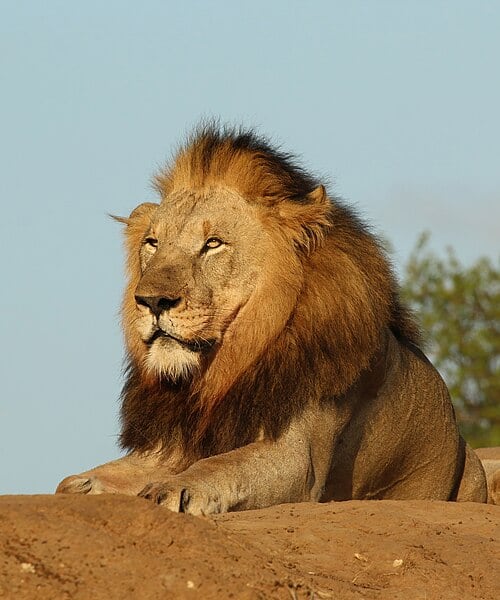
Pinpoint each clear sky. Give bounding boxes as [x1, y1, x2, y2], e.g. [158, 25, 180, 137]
[1, 1, 499, 494]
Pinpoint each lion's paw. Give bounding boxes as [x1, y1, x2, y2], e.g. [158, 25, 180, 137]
[55, 475, 109, 495]
[138, 481, 223, 515]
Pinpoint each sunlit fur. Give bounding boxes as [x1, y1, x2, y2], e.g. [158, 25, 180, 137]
[117, 123, 420, 459]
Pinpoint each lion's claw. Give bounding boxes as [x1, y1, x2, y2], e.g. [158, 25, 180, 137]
[138, 482, 165, 504]
[138, 482, 183, 510]
[138, 481, 220, 515]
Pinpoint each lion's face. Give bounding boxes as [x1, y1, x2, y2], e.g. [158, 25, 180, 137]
[130, 186, 301, 382]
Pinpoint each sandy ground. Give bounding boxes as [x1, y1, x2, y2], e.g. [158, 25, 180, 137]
[0, 494, 498, 599]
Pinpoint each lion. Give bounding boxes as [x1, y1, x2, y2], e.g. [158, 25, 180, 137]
[56, 124, 487, 513]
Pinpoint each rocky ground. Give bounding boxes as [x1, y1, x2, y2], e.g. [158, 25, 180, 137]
[0, 494, 498, 599]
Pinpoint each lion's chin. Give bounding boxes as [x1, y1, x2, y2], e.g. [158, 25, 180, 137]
[145, 337, 201, 382]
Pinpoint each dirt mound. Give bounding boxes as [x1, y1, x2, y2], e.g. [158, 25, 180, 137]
[0, 495, 498, 599]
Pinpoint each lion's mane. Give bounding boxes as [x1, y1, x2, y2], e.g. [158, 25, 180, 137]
[119, 124, 420, 463]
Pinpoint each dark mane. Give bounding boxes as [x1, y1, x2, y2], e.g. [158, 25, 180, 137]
[187, 122, 319, 201]
[120, 316, 335, 461]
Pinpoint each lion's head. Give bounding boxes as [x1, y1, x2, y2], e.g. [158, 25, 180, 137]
[126, 186, 318, 383]
[117, 124, 419, 457]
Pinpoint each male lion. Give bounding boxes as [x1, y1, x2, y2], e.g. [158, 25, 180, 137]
[57, 124, 487, 513]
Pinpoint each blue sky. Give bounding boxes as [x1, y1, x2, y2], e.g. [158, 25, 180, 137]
[1, 1, 499, 493]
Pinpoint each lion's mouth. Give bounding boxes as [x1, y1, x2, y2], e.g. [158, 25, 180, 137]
[148, 329, 215, 353]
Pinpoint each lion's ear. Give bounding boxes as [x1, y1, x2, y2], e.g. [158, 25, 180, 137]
[110, 202, 159, 226]
[278, 185, 332, 254]
[306, 184, 328, 206]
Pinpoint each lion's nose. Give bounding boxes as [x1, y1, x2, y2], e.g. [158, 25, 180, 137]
[134, 295, 181, 318]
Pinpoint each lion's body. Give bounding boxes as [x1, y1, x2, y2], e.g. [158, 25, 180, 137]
[57, 124, 487, 511]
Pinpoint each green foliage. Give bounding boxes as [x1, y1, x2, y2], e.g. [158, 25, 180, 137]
[402, 233, 500, 447]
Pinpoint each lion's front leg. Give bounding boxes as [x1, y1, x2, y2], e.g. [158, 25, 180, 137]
[56, 447, 182, 496]
[137, 440, 318, 515]
[138, 405, 343, 515]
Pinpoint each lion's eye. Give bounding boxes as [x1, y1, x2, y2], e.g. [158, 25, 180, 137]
[203, 237, 224, 252]
[144, 237, 158, 249]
